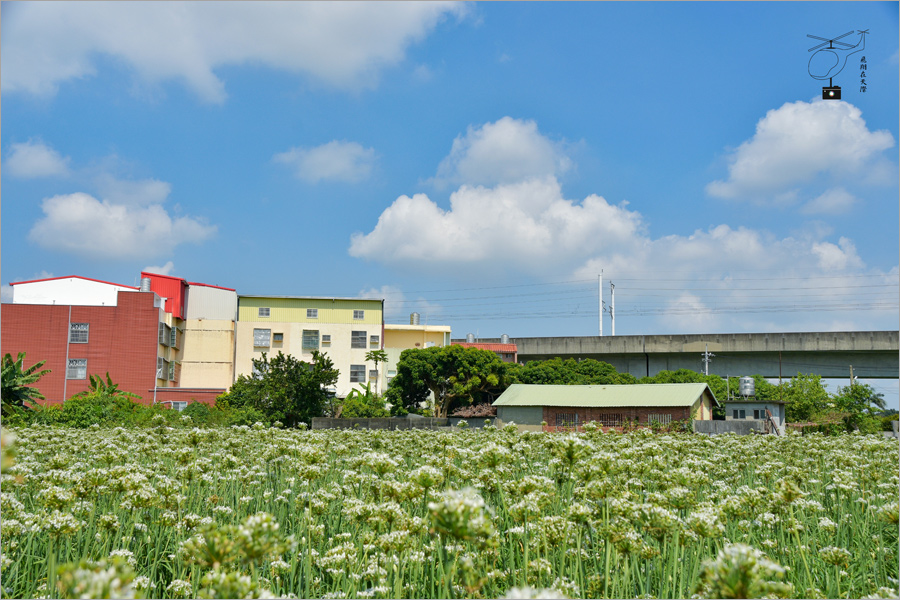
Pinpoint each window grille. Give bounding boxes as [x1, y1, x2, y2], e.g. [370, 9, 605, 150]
[353, 310, 365, 320]
[302, 330, 319, 350]
[648, 413, 672, 425]
[596, 413, 624, 427]
[556, 413, 580, 428]
[370, 335, 380, 346]
[168, 363, 176, 381]
[258, 307, 270, 318]
[273, 332, 284, 343]
[369, 369, 378, 380]
[351, 331, 367, 349]
[307, 308, 318, 319]
[321, 334, 331, 344]
[67, 359, 87, 380]
[350, 364, 366, 383]
[69, 323, 89, 343]
[253, 328, 271, 347]
[170, 327, 178, 348]
[171, 401, 188, 411]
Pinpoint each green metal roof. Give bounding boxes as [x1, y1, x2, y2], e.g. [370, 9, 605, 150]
[493, 383, 718, 408]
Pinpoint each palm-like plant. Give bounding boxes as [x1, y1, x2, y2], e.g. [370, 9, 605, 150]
[1, 352, 51, 415]
[75, 373, 140, 400]
[365, 349, 388, 396]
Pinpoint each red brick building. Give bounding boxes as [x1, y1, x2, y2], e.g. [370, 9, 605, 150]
[2, 275, 222, 407]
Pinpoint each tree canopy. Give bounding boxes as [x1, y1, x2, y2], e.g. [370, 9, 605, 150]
[385, 345, 512, 418]
[216, 351, 339, 427]
[509, 357, 637, 386]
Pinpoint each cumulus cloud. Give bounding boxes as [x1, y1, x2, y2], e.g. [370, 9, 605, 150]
[5, 139, 70, 178]
[142, 261, 176, 276]
[800, 187, 858, 215]
[1, 286, 14, 303]
[28, 192, 216, 260]
[95, 174, 172, 206]
[350, 176, 642, 275]
[274, 141, 376, 183]
[2, 2, 465, 102]
[706, 100, 894, 201]
[432, 117, 572, 188]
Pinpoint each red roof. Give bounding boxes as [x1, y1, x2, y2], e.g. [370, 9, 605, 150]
[9, 275, 138, 289]
[187, 281, 236, 292]
[454, 342, 518, 352]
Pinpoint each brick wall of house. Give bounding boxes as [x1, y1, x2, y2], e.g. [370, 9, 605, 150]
[2, 291, 161, 404]
[542, 405, 691, 432]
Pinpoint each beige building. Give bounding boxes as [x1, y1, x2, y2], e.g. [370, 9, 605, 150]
[382, 322, 452, 392]
[179, 282, 238, 389]
[235, 295, 384, 398]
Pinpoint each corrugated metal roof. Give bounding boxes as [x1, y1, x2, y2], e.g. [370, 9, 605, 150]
[493, 383, 717, 408]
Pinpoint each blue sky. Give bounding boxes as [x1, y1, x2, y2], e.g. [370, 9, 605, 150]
[2, 2, 898, 405]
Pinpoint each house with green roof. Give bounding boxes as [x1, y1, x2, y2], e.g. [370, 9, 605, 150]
[492, 383, 718, 432]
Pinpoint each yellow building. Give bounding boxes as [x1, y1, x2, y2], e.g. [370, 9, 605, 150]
[235, 295, 384, 398]
[381, 320, 452, 393]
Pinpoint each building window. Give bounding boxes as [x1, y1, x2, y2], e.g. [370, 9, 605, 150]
[353, 310, 365, 320]
[754, 409, 768, 420]
[258, 307, 270, 318]
[369, 369, 378, 380]
[596, 413, 624, 428]
[307, 308, 318, 319]
[157, 358, 169, 380]
[370, 335, 380, 346]
[69, 323, 89, 343]
[253, 328, 271, 347]
[732, 409, 746, 419]
[556, 413, 580, 428]
[321, 334, 331, 345]
[67, 359, 87, 380]
[170, 327, 178, 349]
[273, 332, 284, 343]
[351, 331, 367, 348]
[302, 330, 319, 350]
[159, 322, 172, 346]
[350, 364, 366, 382]
[648, 413, 672, 426]
[168, 363, 176, 381]
[171, 401, 188, 411]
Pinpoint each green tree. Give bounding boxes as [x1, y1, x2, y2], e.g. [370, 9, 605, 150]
[1, 352, 51, 416]
[365, 349, 389, 396]
[385, 345, 512, 418]
[216, 351, 339, 427]
[510, 357, 636, 386]
[778, 373, 830, 422]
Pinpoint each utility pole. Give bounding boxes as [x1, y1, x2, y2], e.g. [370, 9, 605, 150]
[598, 272, 603, 337]
[849, 365, 854, 387]
[702, 343, 715, 376]
[610, 282, 615, 336]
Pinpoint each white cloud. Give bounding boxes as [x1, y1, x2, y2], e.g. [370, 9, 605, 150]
[95, 174, 172, 206]
[28, 192, 216, 260]
[800, 187, 858, 215]
[707, 100, 894, 201]
[274, 141, 376, 183]
[811, 237, 864, 271]
[5, 139, 70, 178]
[350, 176, 642, 276]
[432, 117, 572, 188]
[2, 2, 465, 103]
[142, 261, 176, 276]
[1, 285, 14, 303]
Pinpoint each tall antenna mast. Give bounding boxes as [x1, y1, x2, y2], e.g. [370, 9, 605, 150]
[702, 343, 715, 375]
[598, 272, 603, 337]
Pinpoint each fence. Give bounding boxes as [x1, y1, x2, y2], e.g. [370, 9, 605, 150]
[693, 420, 767, 435]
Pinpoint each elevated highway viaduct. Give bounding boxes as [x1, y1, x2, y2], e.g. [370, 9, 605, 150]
[505, 331, 899, 380]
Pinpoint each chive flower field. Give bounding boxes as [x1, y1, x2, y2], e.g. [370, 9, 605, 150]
[1, 421, 897, 599]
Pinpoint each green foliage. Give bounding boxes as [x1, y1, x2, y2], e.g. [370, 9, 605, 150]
[1, 352, 51, 416]
[340, 383, 389, 418]
[385, 345, 512, 418]
[832, 382, 886, 415]
[215, 351, 339, 427]
[510, 357, 637, 386]
[779, 373, 830, 422]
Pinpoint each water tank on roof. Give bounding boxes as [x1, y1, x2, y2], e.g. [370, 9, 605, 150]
[466, 333, 475, 343]
[140, 277, 152, 292]
[501, 334, 510, 344]
[739, 376, 755, 397]
[410, 312, 420, 325]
